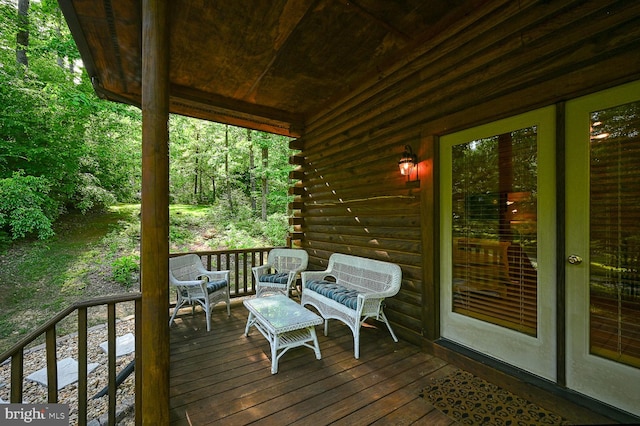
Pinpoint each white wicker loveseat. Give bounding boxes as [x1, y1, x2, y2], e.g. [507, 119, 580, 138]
[301, 253, 402, 359]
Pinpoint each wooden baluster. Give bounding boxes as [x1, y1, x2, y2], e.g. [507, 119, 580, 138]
[10, 351, 23, 403]
[108, 303, 117, 425]
[46, 327, 58, 402]
[78, 306, 88, 426]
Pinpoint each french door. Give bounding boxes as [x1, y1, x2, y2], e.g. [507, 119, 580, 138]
[440, 81, 640, 414]
[439, 106, 557, 381]
[565, 80, 640, 416]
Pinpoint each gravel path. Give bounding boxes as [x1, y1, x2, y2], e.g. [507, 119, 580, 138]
[0, 317, 136, 425]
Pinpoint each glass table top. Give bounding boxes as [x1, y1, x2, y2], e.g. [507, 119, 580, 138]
[244, 295, 322, 332]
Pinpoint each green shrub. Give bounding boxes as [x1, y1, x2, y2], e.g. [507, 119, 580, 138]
[0, 171, 58, 240]
[208, 224, 262, 249]
[75, 172, 117, 213]
[0, 230, 11, 253]
[169, 226, 195, 245]
[261, 212, 289, 246]
[111, 255, 140, 288]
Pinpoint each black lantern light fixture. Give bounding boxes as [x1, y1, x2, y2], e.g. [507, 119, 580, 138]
[398, 144, 418, 183]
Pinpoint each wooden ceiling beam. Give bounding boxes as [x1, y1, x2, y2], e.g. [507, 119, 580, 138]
[170, 84, 303, 135]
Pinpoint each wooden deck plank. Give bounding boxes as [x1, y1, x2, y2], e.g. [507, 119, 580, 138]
[182, 332, 404, 424]
[248, 347, 426, 425]
[168, 301, 621, 425]
[412, 408, 459, 425]
[340, 362, 459, 426]
[284, 354, 447, 425]
[171, 338, 358, 420]
[370, 398, 441, 426]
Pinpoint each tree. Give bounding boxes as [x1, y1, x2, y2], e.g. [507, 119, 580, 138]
[251, 131, 293, 218]
[16, 0, 29, 67]
[248, 129, 256, 212]
[224, 125, 234, 212]
[167, 116, 293, 221]
[0, 171, 56, 240]
[261, 143, 268, 220]
[1, 1, 143, 239]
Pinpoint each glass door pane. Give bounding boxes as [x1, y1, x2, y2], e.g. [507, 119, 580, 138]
[451, 127, 538, 336]
[589, 100, 640, 368]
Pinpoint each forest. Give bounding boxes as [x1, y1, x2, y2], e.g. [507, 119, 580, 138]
[0, 0, 294, 251]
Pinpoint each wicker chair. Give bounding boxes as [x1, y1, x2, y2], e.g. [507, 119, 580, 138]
[169, 254, 230, 331]
[252, 248, 308, 297]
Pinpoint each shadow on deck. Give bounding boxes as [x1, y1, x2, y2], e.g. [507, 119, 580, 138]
[168, 299, 617, 425]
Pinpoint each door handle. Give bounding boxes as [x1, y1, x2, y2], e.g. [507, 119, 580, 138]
[567, 254, 583, 265]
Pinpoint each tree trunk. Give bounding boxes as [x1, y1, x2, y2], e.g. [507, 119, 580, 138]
[193, 146, 199, 198]
[225, 125, 234, 212]
[248, 129, 256, 213]
[261, 146, 268, 220]
[16, 0, 30, 68]
[55, 7, 64, 69]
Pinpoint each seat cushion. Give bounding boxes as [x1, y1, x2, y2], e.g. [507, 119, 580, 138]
[306, 280, 360, 309]
[259, 272, 289, 284]
[206, 279, 228, 293]
[179, 279, 227, 297]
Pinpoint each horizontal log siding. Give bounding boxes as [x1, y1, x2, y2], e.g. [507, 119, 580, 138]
[300, 0, 640, 345]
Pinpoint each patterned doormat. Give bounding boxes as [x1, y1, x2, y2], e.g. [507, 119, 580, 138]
[420, 370, 569, 425]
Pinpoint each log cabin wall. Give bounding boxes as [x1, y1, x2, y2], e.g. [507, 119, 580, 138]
[297, 0, 640, 347]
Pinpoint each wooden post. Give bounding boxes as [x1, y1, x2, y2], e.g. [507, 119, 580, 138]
[139, 0, 170, 424]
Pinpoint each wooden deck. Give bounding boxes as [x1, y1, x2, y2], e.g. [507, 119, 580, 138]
[169, 299, 617, 425]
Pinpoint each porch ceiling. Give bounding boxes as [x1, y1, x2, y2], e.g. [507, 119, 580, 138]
[59, 0, 471, 137]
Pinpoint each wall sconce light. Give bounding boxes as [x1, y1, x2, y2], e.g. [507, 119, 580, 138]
[398, 145, 419, 184]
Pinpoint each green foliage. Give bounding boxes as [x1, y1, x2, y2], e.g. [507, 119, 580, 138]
[0, 1, 142, 231]
[259, 213, 290, 246]
[0, 171, 58, 239]
[169, 226, 195, 246]
[0, 230, 11, 252]
[111, 255, 140, 288]
[82, 106, 142, 203]
[212, 225, 263, 250]
[0, 3, 292, 247]
[75, 172, 117, 213]
[204, 195, 289, 248]
[102, 219, 140, 255]
[168, 116, 294, 218]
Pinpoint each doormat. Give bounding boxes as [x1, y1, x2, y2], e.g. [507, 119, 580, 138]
[420, 370, 569, 425]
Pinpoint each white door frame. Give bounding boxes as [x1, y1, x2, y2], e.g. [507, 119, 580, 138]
[439, 106, 557, 381]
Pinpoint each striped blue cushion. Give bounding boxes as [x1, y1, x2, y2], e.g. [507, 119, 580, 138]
[259, 272, 289, 284]
[306, 280, 359, 310]
[206, 279, 228, 293]
[180, 279, 227, 297]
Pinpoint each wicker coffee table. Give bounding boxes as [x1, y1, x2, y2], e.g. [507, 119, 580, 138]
[243, 294, 323, 374]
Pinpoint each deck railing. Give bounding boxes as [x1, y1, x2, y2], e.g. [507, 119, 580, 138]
[0, 293, 142, 426]
[0, 247, 281, 425]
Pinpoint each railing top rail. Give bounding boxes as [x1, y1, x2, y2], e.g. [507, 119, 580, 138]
[169, 247, 284, 257]
[0, 292, 141, 364]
